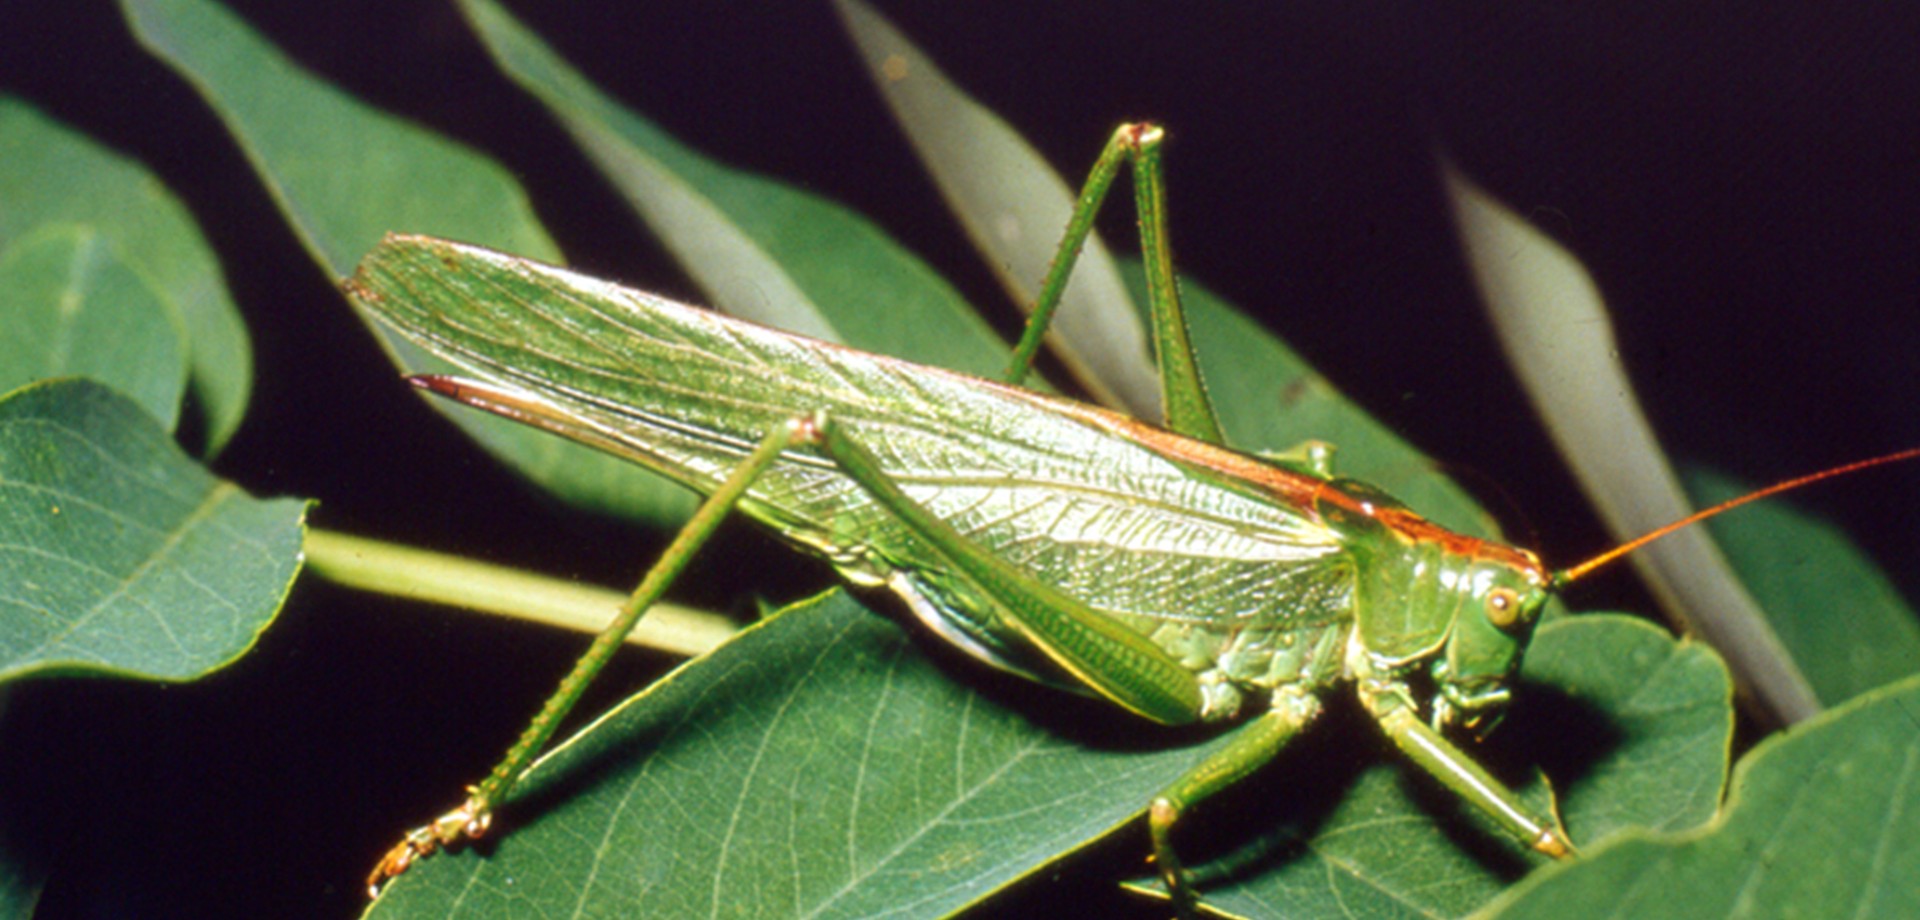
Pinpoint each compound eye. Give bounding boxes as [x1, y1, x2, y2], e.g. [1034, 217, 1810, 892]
[1486, 587, 1523, 629]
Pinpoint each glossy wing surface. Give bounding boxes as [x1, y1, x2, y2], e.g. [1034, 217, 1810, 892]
[348, 237, 1354, 667]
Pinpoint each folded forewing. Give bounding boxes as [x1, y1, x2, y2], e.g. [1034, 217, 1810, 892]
[349, 236, 1351, 646]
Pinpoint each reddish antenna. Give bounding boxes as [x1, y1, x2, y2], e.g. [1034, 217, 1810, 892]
[1553, 446, 1920, 588]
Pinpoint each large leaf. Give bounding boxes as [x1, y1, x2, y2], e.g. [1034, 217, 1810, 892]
[366, 590, 1239, 918]
[1145, 615, 1731, 919]
[0, 379, 305, 683]
[1516, 618, 1732, 836]
[455, 0, 1015, 381]
[0, 97, 250, 454]
[118, 0, 695, 524]
[1688, 469, 1920, 706]
[1479, 672, 1920, 920]
[0, 225, 186, 430]
[117, 0, 555, 277]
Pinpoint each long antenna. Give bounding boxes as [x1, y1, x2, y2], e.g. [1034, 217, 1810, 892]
[1553, 446, 1920, 588]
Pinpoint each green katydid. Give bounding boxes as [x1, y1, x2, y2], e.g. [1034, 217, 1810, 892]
[349, 124, 1917, 916]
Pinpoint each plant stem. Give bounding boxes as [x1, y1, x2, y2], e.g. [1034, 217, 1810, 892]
[301, 528, 737, 658]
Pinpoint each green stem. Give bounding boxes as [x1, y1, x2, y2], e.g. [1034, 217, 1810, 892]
[302, 528, 738, 658]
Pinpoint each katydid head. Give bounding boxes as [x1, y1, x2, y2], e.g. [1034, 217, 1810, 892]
[1415, 446, 1920, 739]
[1429, 554, 1552, 737]
[1317, 480, 1552, 736]
[1423, 445, 1920, 737]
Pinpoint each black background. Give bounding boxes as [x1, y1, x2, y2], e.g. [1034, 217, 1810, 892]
[2, 2, 1917, 917]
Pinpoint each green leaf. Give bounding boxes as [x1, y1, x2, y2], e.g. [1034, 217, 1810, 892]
[1519, 617, 1732, 836]
[1157, 615, 1731, 920]
[0, 97, 250, 454]
[118, 0, 694, 524]
[1479, 672, 1920, 920]
[0, 225, 187, 430]
[117, 0, 556, 277]
[1687, 468, 1920, 706]
[455, 0, 1015, 383]
[0, 379, 306, 683]
[367, 591, 1239, 918]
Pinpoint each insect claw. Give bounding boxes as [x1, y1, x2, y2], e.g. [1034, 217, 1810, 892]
[366, 789, 493, 898]
[1533, 827, 1574, 859]
[367, 830, 433, 898]
[789, 411, 829, 445]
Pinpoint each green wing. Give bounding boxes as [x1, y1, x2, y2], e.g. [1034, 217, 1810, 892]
[348, 235, 1353, 683]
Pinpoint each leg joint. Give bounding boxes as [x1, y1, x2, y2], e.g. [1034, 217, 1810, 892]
[1117, 121, 1165, 151]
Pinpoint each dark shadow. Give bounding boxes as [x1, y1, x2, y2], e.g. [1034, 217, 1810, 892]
[1173, 697, 1376, 889]
[1502, 678, 1625, 800]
